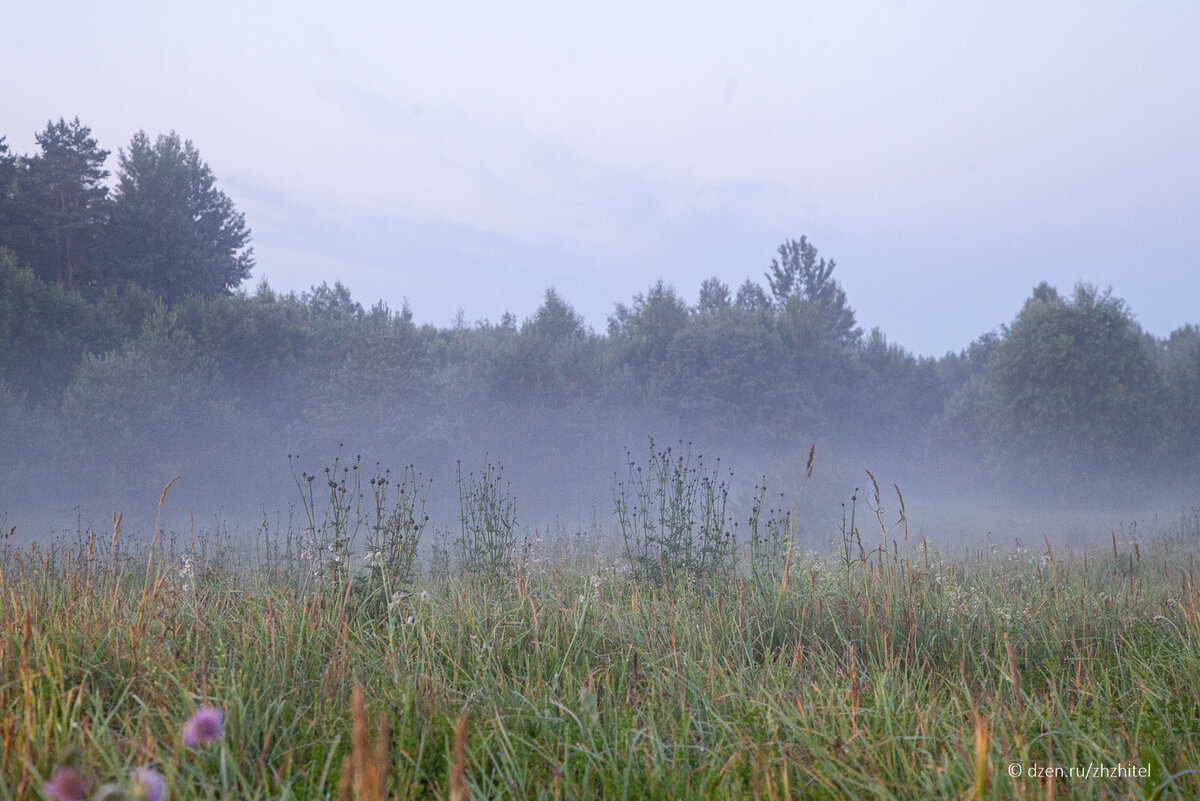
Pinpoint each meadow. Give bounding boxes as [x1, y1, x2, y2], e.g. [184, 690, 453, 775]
[3, 453, 1199, 800]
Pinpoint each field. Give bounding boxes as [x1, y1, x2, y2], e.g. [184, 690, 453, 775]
[3, 464, 1199, 800]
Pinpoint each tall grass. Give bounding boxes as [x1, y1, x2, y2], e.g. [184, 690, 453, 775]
[3, 479, 1198, 799]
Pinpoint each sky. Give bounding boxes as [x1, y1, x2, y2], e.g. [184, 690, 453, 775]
[3, 1, 1198, 356]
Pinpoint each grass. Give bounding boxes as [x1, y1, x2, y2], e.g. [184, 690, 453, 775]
[2, 500, 1199, 799]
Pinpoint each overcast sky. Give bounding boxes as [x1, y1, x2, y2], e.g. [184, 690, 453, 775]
[4, 1, 1198, 355]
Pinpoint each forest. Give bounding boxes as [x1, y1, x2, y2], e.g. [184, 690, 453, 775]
[2, 118, 1198, 519]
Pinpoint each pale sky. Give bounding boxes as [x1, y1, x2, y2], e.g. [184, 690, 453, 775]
[4, 1, 1198, 355]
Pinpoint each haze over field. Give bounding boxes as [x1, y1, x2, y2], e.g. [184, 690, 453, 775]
[1, 3, 1198, 552]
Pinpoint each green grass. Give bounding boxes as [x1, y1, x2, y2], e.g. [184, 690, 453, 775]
[3, 519, 1199, 800]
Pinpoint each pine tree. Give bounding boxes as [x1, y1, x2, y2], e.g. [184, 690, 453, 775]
[7, 118, 110, 290]
[109, 130, 253, 301]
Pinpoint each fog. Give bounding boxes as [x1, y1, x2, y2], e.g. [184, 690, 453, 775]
[3, 3, 1198, 564]
[4, 384, 1194, 562]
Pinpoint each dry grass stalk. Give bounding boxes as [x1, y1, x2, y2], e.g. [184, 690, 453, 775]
[337, 682, 388, 801]
[1005, 634, 1024, 716]
[970, 710, 989, 799]
[772, 445, 815, 632]
[109, 512, 123, 576]
[450, 713, 469, 801]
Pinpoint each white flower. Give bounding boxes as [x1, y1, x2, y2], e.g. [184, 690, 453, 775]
[178, 555, 195, 591]
[590, 574, 603, 588]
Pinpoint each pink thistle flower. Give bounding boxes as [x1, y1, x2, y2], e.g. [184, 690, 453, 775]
[132, 767, 166, 801]
[42, 765, 91, 801]
[182, 706, 224, 746]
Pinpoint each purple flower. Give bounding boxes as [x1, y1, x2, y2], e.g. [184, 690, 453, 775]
[42, 765, 91, 801]
[182, 706, 224, 746]
[132, 767, 166, 801]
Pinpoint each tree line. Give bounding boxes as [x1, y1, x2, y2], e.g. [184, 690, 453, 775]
[1, 119, 1197, 508]
[0, 117, 251, 301]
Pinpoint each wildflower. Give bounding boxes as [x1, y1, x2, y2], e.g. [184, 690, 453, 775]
[42, 766, 91, 801]
[178, 554, 195, 593]
[590, 574, 602, 588]
[419, 590, 430, 602]
[132, 767, 165, 801]
[183, 706, 224, 746]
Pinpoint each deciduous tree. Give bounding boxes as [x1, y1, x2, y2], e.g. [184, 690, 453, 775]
[765, 236, 860, 347]
[989, 283, 1163, 477]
